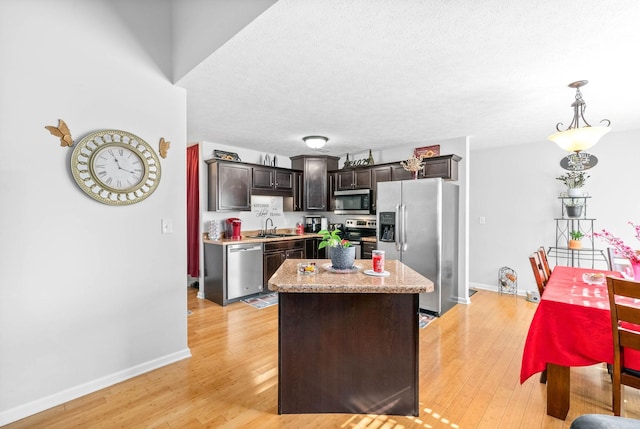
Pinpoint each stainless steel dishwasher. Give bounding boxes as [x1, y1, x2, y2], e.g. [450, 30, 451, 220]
[226, 243, 264, 300]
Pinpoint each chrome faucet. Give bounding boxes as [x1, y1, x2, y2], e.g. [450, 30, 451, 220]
[264, 217, 276, 235]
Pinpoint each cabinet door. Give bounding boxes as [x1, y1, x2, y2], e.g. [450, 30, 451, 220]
[362, 242, 375, 259]
[391, 165, 413, 181]
[252, 166, 274, 189]
[218, 163, 252, 211]
[304, 158, 328, 211]
[264, 251, 285, 288]
[293, 172, 304, 211]
[354, 169, 372, 189]
[274, 170, 294, 190]
[286, 249, 304, 259]
[336, 170, 355, 190]
[328, 172, 337, 211]
[422, 155, 460, 181]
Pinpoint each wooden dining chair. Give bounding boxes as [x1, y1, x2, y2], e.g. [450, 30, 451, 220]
[606, 276, 640, 416]
[529, 252, 548, 298]
[538, 246, 552, 281]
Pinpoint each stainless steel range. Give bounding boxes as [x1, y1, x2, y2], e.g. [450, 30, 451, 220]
[343, 219, 377, 259]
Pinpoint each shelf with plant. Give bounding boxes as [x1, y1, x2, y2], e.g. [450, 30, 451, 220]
[556, 171, 589, 197]
[568, 230, 584, 249]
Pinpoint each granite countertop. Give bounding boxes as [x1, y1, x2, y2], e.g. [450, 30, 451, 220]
[203, 231, 320, 245]
[268, 259, 433, 294]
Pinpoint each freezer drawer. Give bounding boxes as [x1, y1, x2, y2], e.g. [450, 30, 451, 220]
[227, 244, 264, 300]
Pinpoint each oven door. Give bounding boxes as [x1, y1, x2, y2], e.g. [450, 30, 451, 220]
[334, 189, 372, 215]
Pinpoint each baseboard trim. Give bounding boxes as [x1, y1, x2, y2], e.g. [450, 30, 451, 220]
[0, 348, 191, 426]
[470, 282, 527, 296]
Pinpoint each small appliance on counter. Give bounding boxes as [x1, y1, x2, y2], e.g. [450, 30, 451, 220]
[304, 215, 322, 233]
[225, 217, 242, 240]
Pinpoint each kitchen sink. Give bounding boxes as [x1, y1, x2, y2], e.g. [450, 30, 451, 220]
[247, 233, 299, 238]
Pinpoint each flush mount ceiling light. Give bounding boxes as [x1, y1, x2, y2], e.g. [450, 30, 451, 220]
[303, 135, 328, 149]
[548, 80, 611, 154]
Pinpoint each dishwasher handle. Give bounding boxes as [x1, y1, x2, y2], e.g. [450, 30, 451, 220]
[228, 245, 262, 253]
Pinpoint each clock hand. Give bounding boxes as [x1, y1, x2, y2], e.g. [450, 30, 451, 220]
[112, 157, 136, 174]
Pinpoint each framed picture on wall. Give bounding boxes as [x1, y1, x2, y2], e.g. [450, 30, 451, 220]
[413, 145, 440, 159]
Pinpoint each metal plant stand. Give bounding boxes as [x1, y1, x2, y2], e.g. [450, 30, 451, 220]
[547, 196, 608, 268]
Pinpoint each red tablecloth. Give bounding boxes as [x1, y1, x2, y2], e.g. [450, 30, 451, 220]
[520, 266, 640, 383]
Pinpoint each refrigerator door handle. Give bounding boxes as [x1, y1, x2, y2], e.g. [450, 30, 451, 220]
[395, 204, 401, 252]
[401, 203, 408, 251]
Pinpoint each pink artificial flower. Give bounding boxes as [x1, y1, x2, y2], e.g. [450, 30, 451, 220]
[593, 223, 640, 264]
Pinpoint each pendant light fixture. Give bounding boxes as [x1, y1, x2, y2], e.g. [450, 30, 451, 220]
[303, 135, 328, 149]
[548, 80, 611, 153]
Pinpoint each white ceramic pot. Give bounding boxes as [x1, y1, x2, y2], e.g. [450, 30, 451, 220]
[567, 188, 583, 197]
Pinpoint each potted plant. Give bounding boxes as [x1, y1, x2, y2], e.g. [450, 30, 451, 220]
[318, 229, 355, 269]
[556, 171, 589, 197]
[569, 230, 584, 249]
[564, 199, 584, 218]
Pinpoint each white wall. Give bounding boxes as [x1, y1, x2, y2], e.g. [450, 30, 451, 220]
[469, 129, 640, 294]
[0, 1, 188, 424]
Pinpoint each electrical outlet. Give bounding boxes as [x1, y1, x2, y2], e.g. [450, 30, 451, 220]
[161, 218, 173, 234]
[479, 216, 486, 225]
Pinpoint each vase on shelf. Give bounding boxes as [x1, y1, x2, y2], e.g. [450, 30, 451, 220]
[565, 204, 583, 218]
[328, 246, 356, 269]
[411, 170, 418, 180]
[567, 188, 583, 197]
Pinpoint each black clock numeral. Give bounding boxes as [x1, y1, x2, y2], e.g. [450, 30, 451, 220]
[97, 171, 107, 177]
[105, 177, 113, 185]
[118, 149, 124, 156]
[116, 180, 122, 188]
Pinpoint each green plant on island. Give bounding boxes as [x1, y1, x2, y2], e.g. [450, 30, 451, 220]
[318, 229, 351, 249]
[556, 171, 589, 189]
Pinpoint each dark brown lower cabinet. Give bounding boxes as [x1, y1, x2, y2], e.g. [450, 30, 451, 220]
[362, 241, 375, 259]
[264, 240, 304, 287]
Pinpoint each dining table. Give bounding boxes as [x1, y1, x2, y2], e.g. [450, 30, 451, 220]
[520, 265, 640, 420]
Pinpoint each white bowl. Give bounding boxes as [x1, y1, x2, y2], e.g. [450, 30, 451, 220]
[582, 272, 606, 285]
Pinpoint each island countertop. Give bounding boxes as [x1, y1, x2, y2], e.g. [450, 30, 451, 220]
[268, 258, 433, 294]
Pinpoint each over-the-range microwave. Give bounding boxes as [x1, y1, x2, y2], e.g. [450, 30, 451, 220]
[334, 189, 372, 215]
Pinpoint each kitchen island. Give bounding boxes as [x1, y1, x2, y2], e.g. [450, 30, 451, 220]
[268, 258, 433, 416]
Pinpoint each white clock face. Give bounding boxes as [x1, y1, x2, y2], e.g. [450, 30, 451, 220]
[71, 130, 161, 205]
[92, 144, 144, 191]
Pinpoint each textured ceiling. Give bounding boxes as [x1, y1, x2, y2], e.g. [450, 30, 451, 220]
[176, 0, 640, 158]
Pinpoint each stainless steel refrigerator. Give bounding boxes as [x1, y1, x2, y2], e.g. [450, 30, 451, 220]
[377, 178, 459, 316]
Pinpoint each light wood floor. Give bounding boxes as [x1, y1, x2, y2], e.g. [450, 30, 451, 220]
[6, 288, 640, 428]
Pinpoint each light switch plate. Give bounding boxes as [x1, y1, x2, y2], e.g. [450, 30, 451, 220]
[161, 218, 173, 234]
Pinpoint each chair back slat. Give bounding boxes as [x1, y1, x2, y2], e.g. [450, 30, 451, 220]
[538, 247, 552, 280]
[606, 275, 640, 415]
[529, 253, 547, 297]
[617, 305, 640, 327]
[619, 329, 640, 350]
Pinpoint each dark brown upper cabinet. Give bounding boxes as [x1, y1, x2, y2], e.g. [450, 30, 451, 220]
[335, 169, 372, 190]
[290, 155, 340, 211]
[206, 160, 252, 211]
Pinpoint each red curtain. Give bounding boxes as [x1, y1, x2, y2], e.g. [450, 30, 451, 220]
[187, 145, 200, 278]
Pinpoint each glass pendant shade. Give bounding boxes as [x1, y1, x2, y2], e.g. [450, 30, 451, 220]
[303, 136, 328, 149]
[548, 125, 611, 152]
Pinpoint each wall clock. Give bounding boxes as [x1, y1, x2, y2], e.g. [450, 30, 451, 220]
[71, 130, 161, 205]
